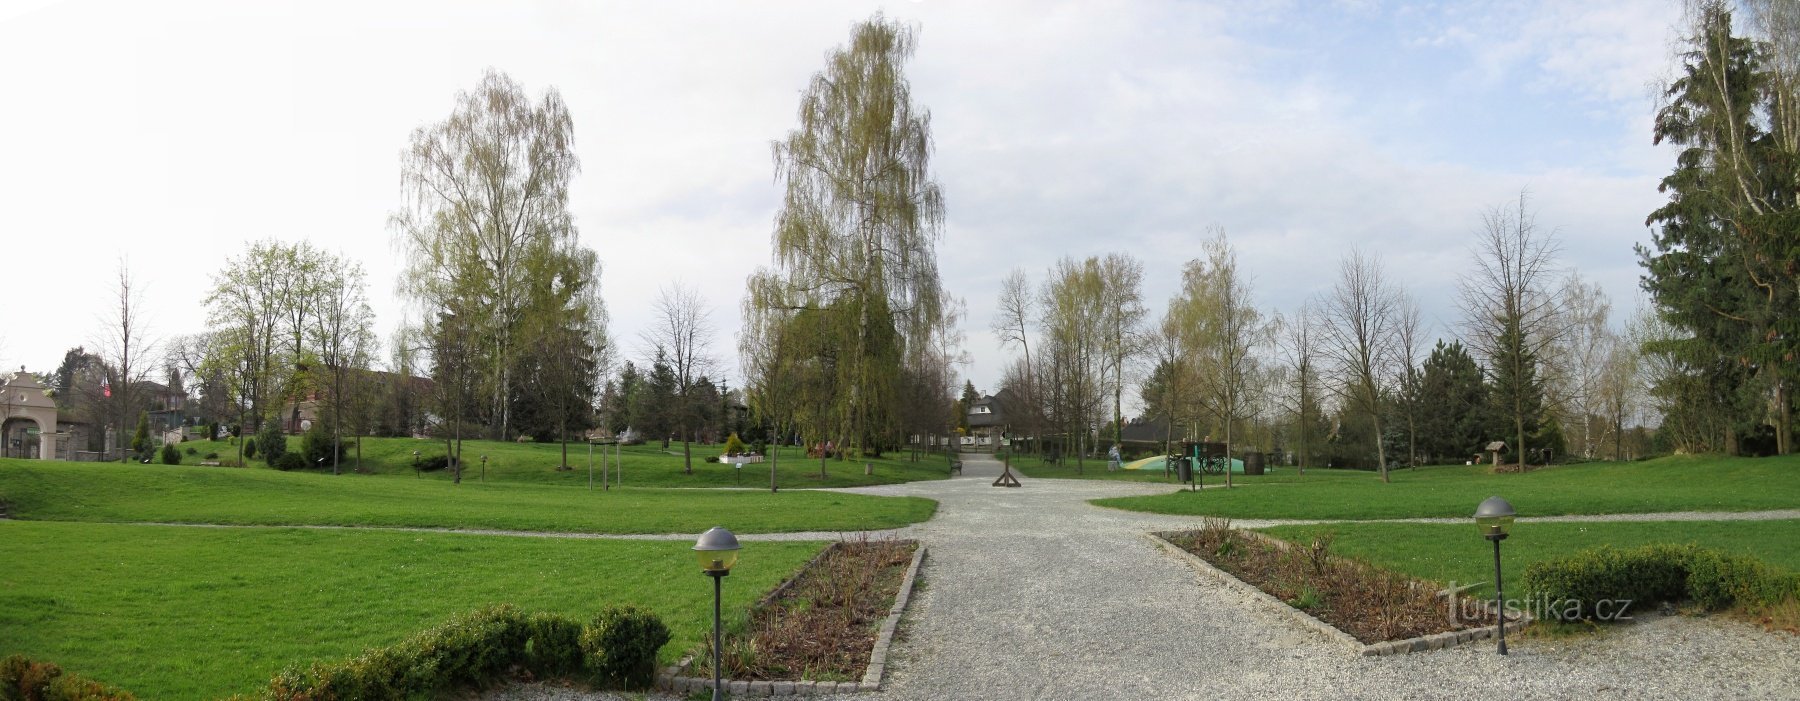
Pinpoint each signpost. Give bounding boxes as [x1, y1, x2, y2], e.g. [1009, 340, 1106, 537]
[992, 425, 1021, 488]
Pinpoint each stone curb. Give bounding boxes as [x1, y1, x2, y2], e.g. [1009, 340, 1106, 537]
[1148, 531, 1520, 657]
[659, 540, 927, 695]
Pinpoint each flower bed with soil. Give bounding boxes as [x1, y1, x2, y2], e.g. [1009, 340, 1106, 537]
[1161, 518, 1494, 644]
[690, 537, 920, 685]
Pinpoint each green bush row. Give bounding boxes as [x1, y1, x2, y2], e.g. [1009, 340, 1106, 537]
[0, 655, 136, 701]
[1523, 543, 1800, 620]
[251, 604, 670, 701]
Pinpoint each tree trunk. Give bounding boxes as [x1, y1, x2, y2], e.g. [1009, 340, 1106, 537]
[1778, 380, 1791, 456]
[683, 434, 692, 475]
[1515, 413, 1526, 471]
[1374, 392, 1389, 483]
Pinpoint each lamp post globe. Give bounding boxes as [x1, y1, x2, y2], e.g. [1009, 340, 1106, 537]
[1475, 495, 1516, 541]
[694, 526, 741, 573]
[693, 527, 740, 701]
[1473, 496, 1516, 655]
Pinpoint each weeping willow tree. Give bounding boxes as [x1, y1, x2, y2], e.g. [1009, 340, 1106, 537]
[758, 14, 946, 461]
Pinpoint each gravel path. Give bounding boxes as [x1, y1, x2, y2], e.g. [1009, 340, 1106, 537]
[486, 453, 1800, 700]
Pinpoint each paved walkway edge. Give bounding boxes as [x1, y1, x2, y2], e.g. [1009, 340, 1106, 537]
[659, 541, 928, 696]
[1147, 532, 1516, 657]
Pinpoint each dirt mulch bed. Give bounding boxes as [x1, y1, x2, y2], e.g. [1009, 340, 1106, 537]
[1164, 519, 1494, 643]
[699, 537, 917, 682]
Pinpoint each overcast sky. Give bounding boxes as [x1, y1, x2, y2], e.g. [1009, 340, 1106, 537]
[1, 0, 1681, 404]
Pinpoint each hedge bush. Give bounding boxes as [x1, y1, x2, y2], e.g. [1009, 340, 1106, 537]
[580, 606, 671, 690]
[159, 444, 181, 466]
[255, 604, 668, 701]
[1523, 544, 1800, 621]
[300, 426, 347, 468]
[273, 453, 307, 472]
[243, 438, 257, 460]
[255, 423, 286, 467]
[0, 655, 137, 701]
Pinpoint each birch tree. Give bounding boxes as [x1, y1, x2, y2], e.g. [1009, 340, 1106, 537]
[394, 69, 580, 442]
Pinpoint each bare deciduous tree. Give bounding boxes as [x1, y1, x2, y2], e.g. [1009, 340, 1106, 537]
[96, 261, 158, 462]
[1273, 303, 1324, 473]
[643, 283, 717, 474]
[1318, 248, 1400, 482]
[1457, 192, 1565, 468]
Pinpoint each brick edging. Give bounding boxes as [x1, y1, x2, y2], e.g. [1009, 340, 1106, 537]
[1147, 531, 1520, 656]
[659, 540, 927, 695]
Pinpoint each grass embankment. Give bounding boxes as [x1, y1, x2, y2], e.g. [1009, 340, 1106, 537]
[174, 437, 954, 489]
[1092, 454, 1800, 519]
[0, 460, 937, 534]
[1258, 520, 1800, 598]
[0, 520, 824, 699]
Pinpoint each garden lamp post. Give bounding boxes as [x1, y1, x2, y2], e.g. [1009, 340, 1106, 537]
[411, 449, 420, 478]
[694, 526, 740, 701]
[1474, 495, 1516, 655]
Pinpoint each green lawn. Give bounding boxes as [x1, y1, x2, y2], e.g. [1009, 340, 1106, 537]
[1005, 452, 1179, 481]
[0, 520, 823, 699]
[1094, 454, 1800, 519]
[1009, 450, 1365, 483]
[0, 459, 936, 534]
[1258, 519, 1800, 598]
[173, 437, 954, 488]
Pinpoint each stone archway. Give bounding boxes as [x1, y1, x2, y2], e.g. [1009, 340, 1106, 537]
[2, 416, 43, 459]
[2, 369, 61, 461]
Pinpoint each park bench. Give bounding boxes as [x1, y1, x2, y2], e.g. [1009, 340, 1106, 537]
[950, 459, 963, 475]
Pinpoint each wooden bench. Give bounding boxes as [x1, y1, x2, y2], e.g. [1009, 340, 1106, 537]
[950, 460, 963, 475]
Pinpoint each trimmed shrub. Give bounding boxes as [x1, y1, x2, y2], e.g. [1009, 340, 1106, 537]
[204, 452, 219, 460]
[0, 655, 138, 701]
[243, 438, 258, 460]
[579, 606, 670, 690]
[261, 605, 549, 701]
[1524, 543, 1800, 621]
[418, 455, 451, 472]
[273, 453, 307, 472]
[160, 444, 181, 466]
[184, 446, 197, 455]
[722, 433, 747, 456]
[523, 612, 584, 677]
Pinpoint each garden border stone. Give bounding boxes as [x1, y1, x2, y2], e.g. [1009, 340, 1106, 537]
[658, 540, 927, 695]
[1148, 531, 1521, 656]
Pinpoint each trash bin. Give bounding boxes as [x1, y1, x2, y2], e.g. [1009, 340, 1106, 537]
[1245, 452, 1265, 476]
[1175, 455, 1193, 483]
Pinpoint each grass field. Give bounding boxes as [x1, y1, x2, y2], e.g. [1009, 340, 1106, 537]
[1008, 450, 1363, 483]
[0, 520, 824, 699]
[1005, 452, 1179, 481]
[1093, 454, 1800, 519]
[0, 459, 937, 534]
[173, 436, 955, 489]
[1258, 519, 1800, 598]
